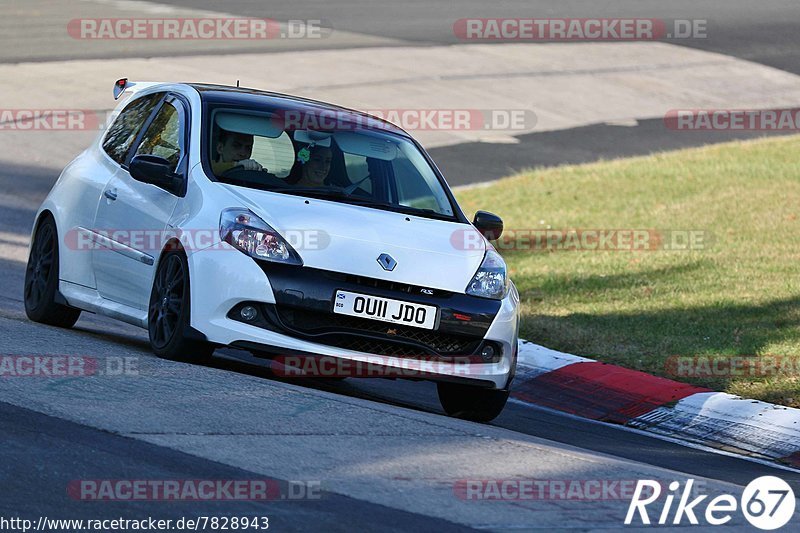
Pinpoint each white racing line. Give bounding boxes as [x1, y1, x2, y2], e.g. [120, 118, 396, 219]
[513, 341, 800, 471]
[507, 397, 800, 474]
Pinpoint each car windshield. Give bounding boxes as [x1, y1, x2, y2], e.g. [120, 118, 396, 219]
[205, 106, 456, 219]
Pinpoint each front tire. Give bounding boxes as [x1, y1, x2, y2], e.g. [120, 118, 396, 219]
[437, 382, 510, 422]
[148, 250, 214, 362]
[24, 216, 81, 328]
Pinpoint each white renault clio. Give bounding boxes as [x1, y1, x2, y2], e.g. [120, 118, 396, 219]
[25, 80, 519, 421]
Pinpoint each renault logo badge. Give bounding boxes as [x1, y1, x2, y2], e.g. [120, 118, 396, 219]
[377, 253, 397, 271]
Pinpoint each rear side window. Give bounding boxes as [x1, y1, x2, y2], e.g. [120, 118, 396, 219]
[102, 93, 161, 164]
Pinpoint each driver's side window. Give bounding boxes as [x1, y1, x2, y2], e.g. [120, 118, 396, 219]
[102, 93, 162, 165]
[135, 101, 182, 171]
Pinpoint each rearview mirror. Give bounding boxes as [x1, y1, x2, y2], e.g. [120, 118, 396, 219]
[129, 154, 181, 191]
[473, 210, 503, 240]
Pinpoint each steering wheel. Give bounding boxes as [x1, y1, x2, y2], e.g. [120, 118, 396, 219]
[219, 166, 287, 189]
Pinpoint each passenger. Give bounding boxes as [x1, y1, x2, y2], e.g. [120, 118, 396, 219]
[211, 129, 265, 174]
[292, 144, 333, 187]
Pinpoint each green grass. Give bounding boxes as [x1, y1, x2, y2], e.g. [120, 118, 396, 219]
[455, 135, 800, 407]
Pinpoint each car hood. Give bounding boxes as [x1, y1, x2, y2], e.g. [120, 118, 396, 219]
[220, 184, 486, 293]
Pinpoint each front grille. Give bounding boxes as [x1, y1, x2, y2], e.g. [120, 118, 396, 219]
[275, 306, 482, 357]
[322, 271, 447, 298]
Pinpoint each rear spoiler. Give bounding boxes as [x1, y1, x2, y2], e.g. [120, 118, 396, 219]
[113, 78, 163, 100]
[113, 78, 134, 100]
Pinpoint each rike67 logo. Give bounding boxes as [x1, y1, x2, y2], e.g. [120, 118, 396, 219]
[626, 477, 795, 530]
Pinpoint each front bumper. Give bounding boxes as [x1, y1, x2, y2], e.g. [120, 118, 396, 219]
[188, 244, 519, 389]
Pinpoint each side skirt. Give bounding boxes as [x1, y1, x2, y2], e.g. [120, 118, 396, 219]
[59, 280, 148, 328]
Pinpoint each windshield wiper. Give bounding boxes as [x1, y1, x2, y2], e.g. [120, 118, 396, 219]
[272, 187, 454, 220]
[272, 187, 393, 206]
[272, 187, 350, 199]
[340, 199, 454, 220]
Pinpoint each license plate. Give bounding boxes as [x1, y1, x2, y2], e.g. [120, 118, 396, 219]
[333, 290, 437, 330]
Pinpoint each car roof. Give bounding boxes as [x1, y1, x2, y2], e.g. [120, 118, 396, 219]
[187, 83, 411, 138]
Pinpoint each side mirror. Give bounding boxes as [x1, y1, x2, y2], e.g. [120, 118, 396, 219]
[473, 210, 503, 240]
[129, 154, 181, 191]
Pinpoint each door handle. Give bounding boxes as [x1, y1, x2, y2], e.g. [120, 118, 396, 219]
[104, 189, 118, 201]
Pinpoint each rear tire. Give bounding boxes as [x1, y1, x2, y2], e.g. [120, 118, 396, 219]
[148, 250, 214, 362]
[24, 216, 81, 328]
[437, 382, 510, 422]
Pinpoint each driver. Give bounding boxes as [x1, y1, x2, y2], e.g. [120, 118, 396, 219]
[211, 129, 266, 174]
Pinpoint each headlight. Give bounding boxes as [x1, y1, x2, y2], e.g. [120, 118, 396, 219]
[219, 208, 302, 265]
[466, 249, 509, 300]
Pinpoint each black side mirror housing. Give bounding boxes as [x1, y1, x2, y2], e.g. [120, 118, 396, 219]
[129, 154, 181, 191]
[473, 210, 503, 240]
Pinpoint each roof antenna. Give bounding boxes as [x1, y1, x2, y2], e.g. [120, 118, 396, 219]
[236, 79, 240, 88]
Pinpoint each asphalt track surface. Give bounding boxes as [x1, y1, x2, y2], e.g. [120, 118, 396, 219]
[5, 0, 799, 75]
[151, 0, 800, 75]
[1, 403, 471, 532]
[2, 1, 800, 530]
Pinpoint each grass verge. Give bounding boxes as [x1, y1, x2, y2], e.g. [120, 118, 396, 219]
[455, 135, 800, 407]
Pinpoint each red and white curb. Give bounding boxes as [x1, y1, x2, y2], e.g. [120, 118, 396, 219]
[513, 340, 800, 468]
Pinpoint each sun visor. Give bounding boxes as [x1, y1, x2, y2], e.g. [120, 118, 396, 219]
[214, 111, 283, 139]
[293, 129, 333, 147]
[333, 131, 398, 161]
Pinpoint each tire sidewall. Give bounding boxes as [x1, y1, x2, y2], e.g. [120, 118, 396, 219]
[148, 251, 191, 357]
[24, 217, 59, 319]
